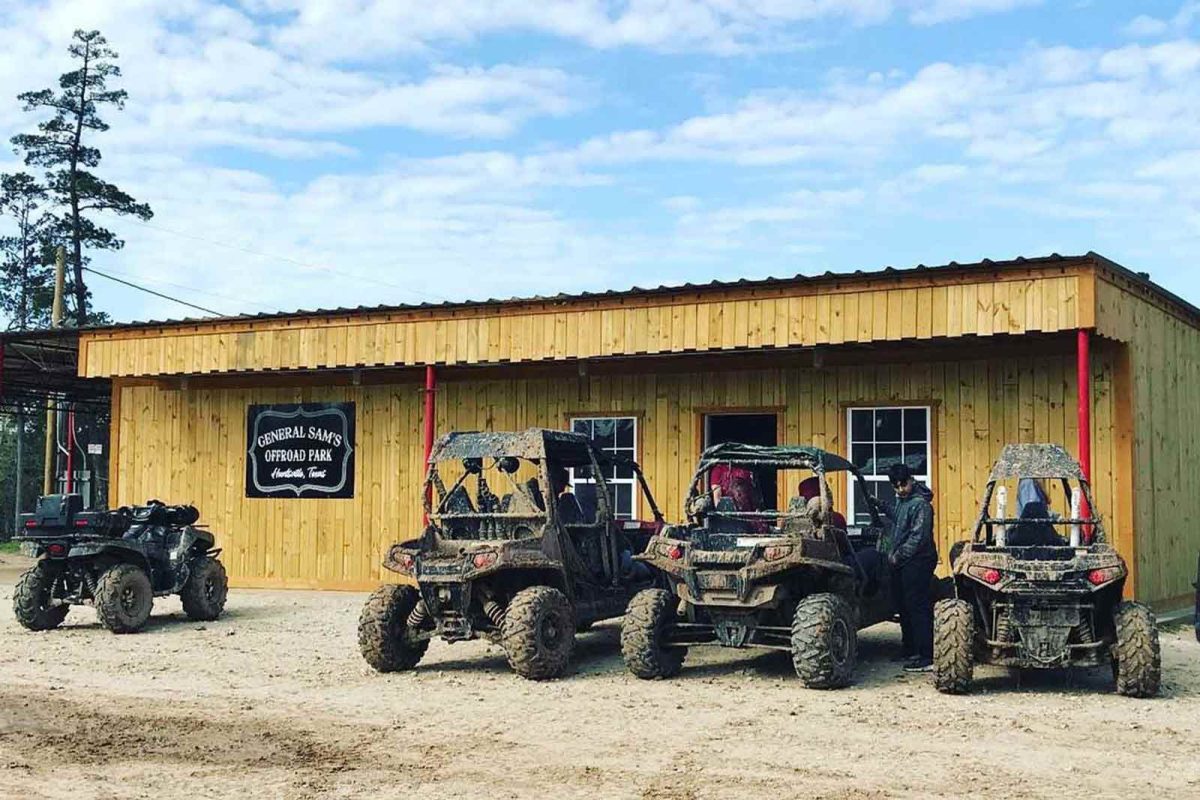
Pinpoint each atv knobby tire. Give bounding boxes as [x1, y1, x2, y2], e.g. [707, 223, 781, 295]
[501, 585, 575, 680]
[621, 588, 685, 679]
[1113, 601, 1161, 698]
[933, 599, 974, 694]
[94, 563, 154, 634]
[790, 593, 856, 689]
[181, 557, 229, 621]
[13, 560, 69, 631]
[358, 585, 429, 672]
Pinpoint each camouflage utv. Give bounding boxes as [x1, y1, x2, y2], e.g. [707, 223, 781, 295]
[621, 443, 895, 689]
[934, 444, 1160, 697]
[358, 428, 664, 680]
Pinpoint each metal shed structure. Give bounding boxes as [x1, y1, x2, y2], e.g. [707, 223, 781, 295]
[12, 252, 1197, 607]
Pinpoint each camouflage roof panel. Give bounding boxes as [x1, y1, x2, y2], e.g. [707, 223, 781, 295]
[988, 444, 1085, 481]
[430, 429, 591, 462]
[696, 442, 858, 474]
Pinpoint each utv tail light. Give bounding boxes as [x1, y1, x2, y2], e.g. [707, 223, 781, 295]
[24, 520, 37, 528]
[667, 545, 684, 560]
[967, 565, 1004, 585]
[46, 543, 67, 557]
[763, 545, 793, 561]
[1087, 567, 1122, 586]
[74, 519, 90, 527]
[472, 551, 498, 569]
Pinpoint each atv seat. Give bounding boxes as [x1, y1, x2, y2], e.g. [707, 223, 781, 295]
[443, 485, 481, 538]
[1009, 502, 1066, 547]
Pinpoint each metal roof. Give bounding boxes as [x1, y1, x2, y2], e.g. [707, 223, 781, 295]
[62, 251, 1200, 333]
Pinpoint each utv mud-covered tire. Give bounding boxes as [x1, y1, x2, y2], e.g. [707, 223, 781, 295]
[358, 585, 429, 673]
[621, 588, 685, 679]
[1113, 601, 1161, 698]
[791, 593, 857, 689]
[94, 564, 154, 634]
[13, 560, 69, 631]
[501, 586, 575, 681]
[181, 558, 229, 621]
[933, 599, 974, 694]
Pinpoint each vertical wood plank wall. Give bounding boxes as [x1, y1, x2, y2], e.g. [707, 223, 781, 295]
[113, 350, 1123, 594]
[1097, 278, 1200, 607]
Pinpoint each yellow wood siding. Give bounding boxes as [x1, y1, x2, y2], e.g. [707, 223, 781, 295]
[83, 273, 1086, 379]
[113, 349, 1121, 592]
[1097, 276, 1200, 607]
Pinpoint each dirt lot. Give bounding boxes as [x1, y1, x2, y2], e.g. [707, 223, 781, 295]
[1, 553, 1197, 800]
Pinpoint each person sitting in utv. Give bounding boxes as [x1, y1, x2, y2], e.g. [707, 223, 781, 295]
[1009, 501, 1067, 547]
[794, 478, 880, 589]
[549, 465, 584, 525]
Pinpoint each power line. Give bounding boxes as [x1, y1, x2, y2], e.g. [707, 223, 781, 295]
[128, 219, 453, 303]
[87, 264, 279, 312]
[82, 266, 224, 317]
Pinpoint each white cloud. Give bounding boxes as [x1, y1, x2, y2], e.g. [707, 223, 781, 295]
[906, 0, 1042, 25]
[1123, 15, 1170, 39]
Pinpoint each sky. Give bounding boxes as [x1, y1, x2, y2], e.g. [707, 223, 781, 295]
[1, 0, 1199, 323]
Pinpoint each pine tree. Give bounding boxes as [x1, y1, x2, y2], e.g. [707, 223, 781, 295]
[0, 172, 54, 331]
[11, 29, 152, 327]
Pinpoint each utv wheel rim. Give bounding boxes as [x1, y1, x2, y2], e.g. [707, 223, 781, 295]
[830, 618, 850, 665]
[540, 614, 564, 650]
[121, 586, 140, 614]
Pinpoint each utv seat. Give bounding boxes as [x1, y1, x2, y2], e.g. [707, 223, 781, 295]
[443, 485, 480, 538]
[1009, 502, 1066, 547]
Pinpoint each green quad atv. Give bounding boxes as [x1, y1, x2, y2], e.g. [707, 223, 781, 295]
[621, 443, 899, 689]
[358, 428, 665, 680]
[934, 444, 1160, 697]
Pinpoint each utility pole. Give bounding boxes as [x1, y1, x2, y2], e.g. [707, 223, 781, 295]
[42, 247, 65, 495]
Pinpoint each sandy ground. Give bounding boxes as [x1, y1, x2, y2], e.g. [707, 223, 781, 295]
[0, 553, 1197, 800]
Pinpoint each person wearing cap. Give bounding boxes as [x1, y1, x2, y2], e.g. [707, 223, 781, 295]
[872, 463, 936, 672]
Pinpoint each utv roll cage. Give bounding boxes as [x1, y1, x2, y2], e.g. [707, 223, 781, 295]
[422, 429, 662, 539]
[969, 444, 1106, 546]
[684, 442, 884, 530]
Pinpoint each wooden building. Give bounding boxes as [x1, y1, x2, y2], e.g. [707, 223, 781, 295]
[56, 253, 1200, 607]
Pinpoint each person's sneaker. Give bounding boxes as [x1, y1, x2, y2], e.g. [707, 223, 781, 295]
[903, 659, 934, 673]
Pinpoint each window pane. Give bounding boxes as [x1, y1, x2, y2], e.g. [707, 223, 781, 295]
[852, 482, 872, 526]
[903, 443, 928, 474]
[903, 408, 927, 442]
[615, 462, 633, 480]
[615, 485, 633, 518]
[572, 419, 590, 435]
[615, 418, 635, 448]
[875, 409, 902, 441]
[851, 409, 874, 442]
[876, 443, 902, 473]
[874, 480, 897, 508]
[592, 418, 615, 446]
[852, 444, 874, 473]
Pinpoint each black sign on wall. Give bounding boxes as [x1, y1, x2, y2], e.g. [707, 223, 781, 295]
[246, 403, 356, 498]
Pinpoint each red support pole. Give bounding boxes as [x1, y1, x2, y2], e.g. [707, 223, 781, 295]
[65, 406, 75, 494]
[1077, 329, 1092, 539]
[422, 365, 436, 524]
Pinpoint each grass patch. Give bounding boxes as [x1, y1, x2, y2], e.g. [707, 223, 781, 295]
[0, 540, 22, 554]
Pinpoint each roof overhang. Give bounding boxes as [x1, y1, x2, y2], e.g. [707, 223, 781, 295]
[0, 328, 111, 414]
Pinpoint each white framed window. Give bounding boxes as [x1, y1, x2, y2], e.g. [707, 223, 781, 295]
[569, 416, 637, 519]
[847, 406, 931, 526]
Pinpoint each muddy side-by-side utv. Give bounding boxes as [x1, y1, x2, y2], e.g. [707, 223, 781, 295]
[14, 494, 229, 634]
[358, 428, 665, 680]
[621, 443, 898, 689]
[934, 444, 1160, 697]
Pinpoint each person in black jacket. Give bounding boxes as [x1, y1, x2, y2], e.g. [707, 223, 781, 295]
[873, 463, 937, 672]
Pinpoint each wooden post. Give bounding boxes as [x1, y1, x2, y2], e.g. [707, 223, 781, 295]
[42, 247, 66, 495]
